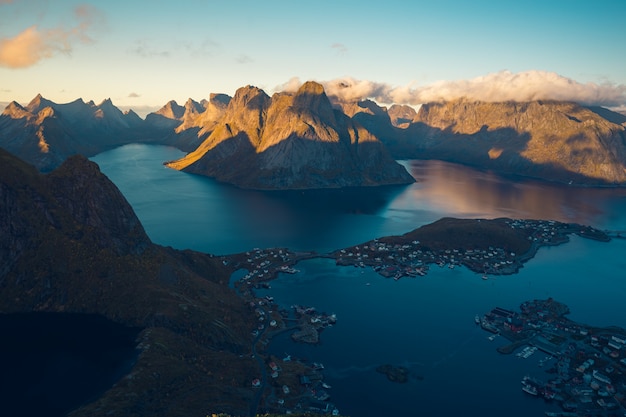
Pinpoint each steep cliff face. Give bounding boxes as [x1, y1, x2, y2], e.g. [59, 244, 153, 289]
[167, 82, 414, 189]
[387, 99, 626, 185]
[0, 148, 257, 415]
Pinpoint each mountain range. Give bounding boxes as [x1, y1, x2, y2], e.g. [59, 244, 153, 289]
[2, 83, 626, 187]
[389, 99, 626, 185]
[165, 81, 415, 189]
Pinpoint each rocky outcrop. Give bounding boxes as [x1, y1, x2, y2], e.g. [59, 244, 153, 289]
[388, 104, 419, 128]
[0, 148, 258, 416]
[385, 99, 626, 185]
[166, 82, 415, 189]
[143, 94, 231, 152]
[144, 100, 185, 129]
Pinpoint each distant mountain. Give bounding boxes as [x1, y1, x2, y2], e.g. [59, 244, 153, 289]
[388, 104, 419, 128]
[342, 99, 626, 185]
[0, 95, 147, 171]
[166, 81, 415, 189]
[0, 148, 257, 416]
[143, 94, 231, 151]
[390, 99, 626, 185]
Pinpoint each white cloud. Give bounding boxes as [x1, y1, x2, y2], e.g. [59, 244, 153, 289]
[0, 5, 103, 68]
[275, 77, 303, 93]
[317, 71, 626, 107]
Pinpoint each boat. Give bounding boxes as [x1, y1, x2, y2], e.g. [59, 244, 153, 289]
[522, 383, 538, 395]
[482, 274, 488, 280]
[322, 382, 332, 389]
[474, 314, 481, 325]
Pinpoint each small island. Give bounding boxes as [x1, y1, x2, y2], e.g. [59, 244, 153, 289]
[479, 299, 626, 415]
[376, 364, 410, 383]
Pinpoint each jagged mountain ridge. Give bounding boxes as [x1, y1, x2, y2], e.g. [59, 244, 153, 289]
[0, 95, 146, 171]
[2, 86, 626, 186]
[0, 148, 257, 416]
[166, 81, 415, 189]
[333, 96, 626, 184]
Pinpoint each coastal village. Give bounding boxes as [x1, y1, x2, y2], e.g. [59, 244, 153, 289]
[332, 218, 610, 280]
[479, 298, 626, 416]
[221, 218, 613, 415]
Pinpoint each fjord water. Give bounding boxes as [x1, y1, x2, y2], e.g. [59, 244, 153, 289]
[92, 144, 626, 254]
[92, 144, 626, 416]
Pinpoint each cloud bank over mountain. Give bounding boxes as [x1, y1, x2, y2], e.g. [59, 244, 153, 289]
[0, 4, 103, 68]
[280, 71, 626, 108]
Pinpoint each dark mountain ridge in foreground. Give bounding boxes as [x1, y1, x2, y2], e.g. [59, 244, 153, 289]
[0, 148, 258, 416]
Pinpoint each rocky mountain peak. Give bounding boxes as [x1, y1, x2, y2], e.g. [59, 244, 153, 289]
[26, 94, 55, 114]
[289, 80, 335, 124]
[98, 98, 115, 109]
[298, 80, 325, 96]
[209, 93, 231, 107]
[388, 104, 418, 127]
[157, 100, 185, 120]
[230, 85, 270, 111]
[2, 101, 30, 119]
[184, 98, 204, 114]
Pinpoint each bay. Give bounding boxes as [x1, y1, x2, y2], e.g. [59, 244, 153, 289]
[91, 144, 626, 416]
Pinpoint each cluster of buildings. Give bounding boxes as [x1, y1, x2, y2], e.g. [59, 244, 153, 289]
[334, 235, 521, 279]
[250, 354, 339, 415]
[479, 298, 626, 416]
[333, 219, 608, 280]
[224, 248, 340, 415]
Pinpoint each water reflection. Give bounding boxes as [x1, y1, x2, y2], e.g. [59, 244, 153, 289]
[402, 160, 626, 227]
[92, 145, 626, 255]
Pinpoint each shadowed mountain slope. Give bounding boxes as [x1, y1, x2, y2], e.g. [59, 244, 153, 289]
[378, 99, 626, 185]
[0, 148, 258, 416]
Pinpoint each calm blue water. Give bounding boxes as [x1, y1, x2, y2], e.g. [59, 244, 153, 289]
[92, 144, 626, 416]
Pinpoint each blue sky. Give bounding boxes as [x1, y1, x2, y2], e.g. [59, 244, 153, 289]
[1, 0, 625, 114]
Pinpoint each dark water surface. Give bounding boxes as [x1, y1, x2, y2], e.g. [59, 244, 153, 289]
[0, 313, 140, 417]
[90, 144, 626, 416]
